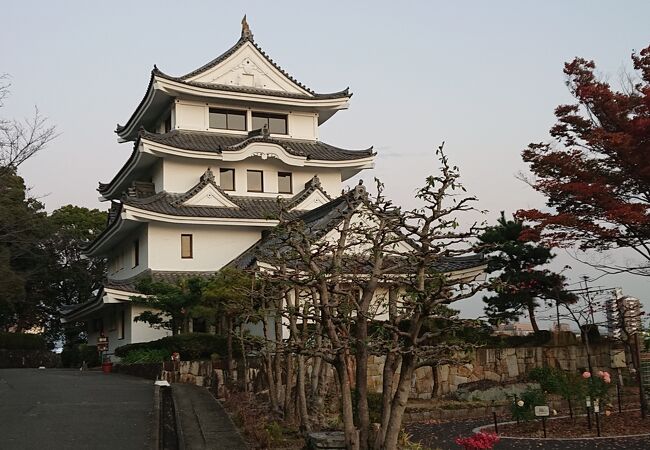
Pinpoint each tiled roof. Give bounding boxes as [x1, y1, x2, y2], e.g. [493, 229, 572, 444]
[104, 269, 217, 293]
[175, 34, 333, 97]
[121, 172, 332, 220]
[155, 69, 350, 100]
[141, 129, 374, 161]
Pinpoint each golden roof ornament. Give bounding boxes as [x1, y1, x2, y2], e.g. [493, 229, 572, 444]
[241, 15, 253, 40]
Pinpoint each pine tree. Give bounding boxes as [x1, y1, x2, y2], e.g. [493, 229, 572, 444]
[479, 212, 576, 332]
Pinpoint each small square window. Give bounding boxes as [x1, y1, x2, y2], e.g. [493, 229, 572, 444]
[247, 170, 264, 192]
[278, 172, 292, 194]
[220, 168, 235, 191]
[181, 234, 193, 259]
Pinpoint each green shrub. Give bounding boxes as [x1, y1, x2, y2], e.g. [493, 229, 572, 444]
[121, 348, 170, 364]
[510, 387, 546, 422]
[115, 333, 232, 360]
[61, 344, 100, 368]
[0, 332, 46, 350]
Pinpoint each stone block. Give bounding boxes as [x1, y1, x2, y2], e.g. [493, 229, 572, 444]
[438, 365, 450, 382]
[506, 355, 519, 378]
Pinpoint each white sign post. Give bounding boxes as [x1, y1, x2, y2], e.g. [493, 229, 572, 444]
[534, 405, 550, 438]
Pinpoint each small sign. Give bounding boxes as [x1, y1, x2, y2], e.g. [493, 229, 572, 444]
[593, 400, 600, 413]
[585, 396, 591, 407]
[534, 406, 550, 417]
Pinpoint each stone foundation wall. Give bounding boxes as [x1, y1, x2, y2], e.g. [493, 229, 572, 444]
[150, 342, 624, 400]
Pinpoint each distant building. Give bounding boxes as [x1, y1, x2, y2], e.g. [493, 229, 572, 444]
[494, 322, 535, 336]
[606, 288, 643, 340]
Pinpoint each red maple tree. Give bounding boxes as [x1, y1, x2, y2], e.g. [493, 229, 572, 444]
[519, 45, 650, 275]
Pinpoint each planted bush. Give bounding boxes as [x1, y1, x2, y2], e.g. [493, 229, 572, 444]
[510, 387, 546, 422]
[61, 344, 100, 368]
[115, 333, 232, 360]
[121, 348, 169, 364]
[0, 332, 46, 350]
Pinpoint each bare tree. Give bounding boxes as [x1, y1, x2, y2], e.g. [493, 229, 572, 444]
[250, 144, 486, 450]
[0, 75, 57, 173]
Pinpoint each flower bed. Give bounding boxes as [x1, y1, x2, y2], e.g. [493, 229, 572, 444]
[495, 410, 650, 438]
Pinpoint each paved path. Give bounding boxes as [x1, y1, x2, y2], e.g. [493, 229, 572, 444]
[407, 418, 650, 449]
[0, 368, 154, 450]
[172, 383, 248, 450]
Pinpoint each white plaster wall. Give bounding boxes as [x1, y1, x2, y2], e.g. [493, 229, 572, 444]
[175, 101, 205, 131]
[129, 304, 171, 343]
[289, 113, 318, 140]
[107, 226, 149, 280]
[86, 304, 132, 355]
[173, 98, 318, 140]
[147, 223, 262, 272]
[162, 156, 341, 197]
[151, 159, 164, 192]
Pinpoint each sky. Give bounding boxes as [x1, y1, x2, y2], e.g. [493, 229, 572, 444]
[2, 0, 650, 324]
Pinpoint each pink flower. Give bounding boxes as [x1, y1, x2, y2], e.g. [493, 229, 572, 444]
[582, 371, 591, 379]
[597, 370, 604, 377]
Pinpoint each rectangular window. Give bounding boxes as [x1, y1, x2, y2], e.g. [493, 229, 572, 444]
[247, 170, 264, 192]
[118, 309, 125, 340]
[181, 234, 193, 259]
[133, 239, 139, 267]
[219, 168, 235, 191]
[209, 108, 246, 131]
[164, 114, 172, 133]
[252, 112, 287, 134]
[278, 172, 292, 194]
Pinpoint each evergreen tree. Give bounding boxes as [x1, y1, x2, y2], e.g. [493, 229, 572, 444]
[479, 212, 576, 332]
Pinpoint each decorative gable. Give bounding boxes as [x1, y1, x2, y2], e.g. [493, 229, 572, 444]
[186, 42, 308, 95]
[290, 189, 332, 211]
[175, 169, 239, 208]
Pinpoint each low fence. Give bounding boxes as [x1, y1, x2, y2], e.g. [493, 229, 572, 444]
[0, 349, 60, 368]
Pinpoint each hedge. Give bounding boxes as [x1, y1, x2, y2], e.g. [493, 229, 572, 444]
[0, 332, 47, 350]
[115, 333, 233, 360]
[61, 344, 101, 368]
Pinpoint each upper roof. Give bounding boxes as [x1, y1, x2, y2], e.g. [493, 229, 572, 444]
[116, 17, 352, 141]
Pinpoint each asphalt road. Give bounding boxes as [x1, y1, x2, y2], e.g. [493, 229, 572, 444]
[0, 368, 154, 450]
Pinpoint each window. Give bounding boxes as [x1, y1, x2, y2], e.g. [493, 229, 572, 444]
[181, 234, 193, 259]
[164, 114, 172, 133]
[209, 108, 246, 131]
[133, 239, 140, 267]
[220, 168, 235, 191]
[252, 112, 287, 134]
[118, 309, 125, 340]
[278, 172, 292, 194]
[247, 170, 264, 192]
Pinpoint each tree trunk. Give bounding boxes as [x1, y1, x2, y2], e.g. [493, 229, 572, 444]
[335, 356, 359, 450]
[296, 355, 311, 432]
[355, 317, 370, 450]
[284, 354, 294, 419]
[375, 350, 399, 449]
[262, 314, 279, 412]
[382, 353, 416, 450]
[225, 316, 233, 383]
[528, 302, 540, 333]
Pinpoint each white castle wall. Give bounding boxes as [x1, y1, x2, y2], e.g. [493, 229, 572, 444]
[161, 156, 341, 197]
[147, 222, 262, 272]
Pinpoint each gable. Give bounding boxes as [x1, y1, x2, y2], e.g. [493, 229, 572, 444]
[186, 42, 309, 95]
[290, 189, 331, 211]
[182, 183, 239, 208]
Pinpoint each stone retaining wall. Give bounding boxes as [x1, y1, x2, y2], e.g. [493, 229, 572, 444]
[130, 341, 625, 400]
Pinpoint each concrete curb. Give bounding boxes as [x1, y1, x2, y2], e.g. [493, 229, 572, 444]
[151, 385, 160, 450]
[171, 387, 186, 450]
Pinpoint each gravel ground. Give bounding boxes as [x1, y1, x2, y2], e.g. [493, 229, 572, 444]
[406, 418, 650, 450]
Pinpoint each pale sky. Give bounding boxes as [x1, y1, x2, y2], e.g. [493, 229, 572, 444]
[3, 1, 650, 323]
